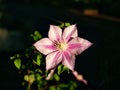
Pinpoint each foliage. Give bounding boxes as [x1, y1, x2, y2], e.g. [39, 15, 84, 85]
[10, 23, 78, 90]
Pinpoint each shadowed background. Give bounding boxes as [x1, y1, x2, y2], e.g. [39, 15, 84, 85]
[0, 0, 120, 90]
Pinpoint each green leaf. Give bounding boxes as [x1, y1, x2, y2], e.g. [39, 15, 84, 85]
[59, 84, 68, 88]
[24, 74, 35, 84]
[54, 74, 60, 81]
[70, 86, 74, 90]
[33, 54, 42, 66]
[24, 75, 29, 81]
[65, 22, 71, 27]
[36, 55, 41, 66]
[30, 31, 42, 41]
[14, 59, 21, 69]
[49, 86, 56, 90]
[16, 54, 20, 57]
[21, 82, 26, 86]
[62, 66, 70, 73]
[59, 23, 64, 28]
[56, 87, 61, 90]
[35, 73, 42, 81]
[57, 64, 62, 75]
[10, 56, 15, 60]
[35, 69, 43, 74]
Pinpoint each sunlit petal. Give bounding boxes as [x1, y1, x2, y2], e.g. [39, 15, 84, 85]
[48, 25, 62, 41]
[62, 51, 75, 71]
[63, 24, 78, 42]
[46, 51, 63, 70]
[33, 38, 56, 55]
[68, 37, 92, 55]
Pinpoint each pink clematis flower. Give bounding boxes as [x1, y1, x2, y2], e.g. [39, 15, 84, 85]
[33, 24, 92, 83]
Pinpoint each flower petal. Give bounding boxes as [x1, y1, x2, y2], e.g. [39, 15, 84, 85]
[46, 69, 55, 80]
[62, 51, 75, 71]
[72, 71, 87, 84]
[46, 51, 63, 70]
[48, 25, 62, 42]
[68, 37, 92, 55]
[33, 38, 56, 55]
[63, 24, 78, 42]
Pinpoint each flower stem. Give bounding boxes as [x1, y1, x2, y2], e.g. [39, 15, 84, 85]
[27, 83, 31, 90]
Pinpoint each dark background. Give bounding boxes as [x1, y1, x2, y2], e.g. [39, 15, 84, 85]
[0, 0, 120, 90]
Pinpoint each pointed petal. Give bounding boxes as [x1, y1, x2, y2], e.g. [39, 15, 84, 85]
[33, 38, 56, 55]
[46, 51, 62, 70]
[72, 71, 87, 84]
[63, 24, 78, 42]
[48, 25, 62, 41]
[62, 51, 75, 71]
[68, 37, 92, 55]
[46, 69, 55, 80]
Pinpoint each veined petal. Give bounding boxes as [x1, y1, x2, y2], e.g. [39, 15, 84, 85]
[62, 51, 75, 71]
[48, 25, 62, 41]
[68, 37, 92, 55]
[63, 24, 78, 42]
[46, 51, 63, 70]
[33, 38, 56, 55]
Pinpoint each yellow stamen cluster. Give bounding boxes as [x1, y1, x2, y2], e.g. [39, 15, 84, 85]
[57, 43, 67, 51]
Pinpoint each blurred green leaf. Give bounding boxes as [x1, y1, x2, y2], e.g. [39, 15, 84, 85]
[70, 86, 74, 90]
[62, 66, 70, 73]
[21, 82, 26, 86]
[59, 84, 68, 88]
[24, 75, 29, 82]
[54, 74, 60, 81]
[57, 64, 62, 75]
[35, 69, 43, 74]
[59, 23, 64, 28]
[56, 87, 61, 90]
[35, 73, 42, 81]
[10, 56, 15, 60]
[14, 59, 21, 69]
[21, 65, 26, 69]
[24, 74, 35, 84]
[49, 86, 56, 90]
[65, 22, 71, 27]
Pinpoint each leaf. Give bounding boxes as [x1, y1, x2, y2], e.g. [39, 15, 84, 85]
[29, 74, 35, 84]
[10, 56, 15, 60]
[24, 75, 29, 81]
[35, 69, 43, 74]
[35, 73, 42, 81]
[33, 54, 42, 66]
[30, 31, 42, 41]
[59, 23, 64, 28]
[14, 59, 21, 69]
[65, 22, 71, 27]
[57, 64, 62, 75]
[70, 86, 74, 90]
[49, 86, 56, 90]
[24, 74, 35, 84]
[62, 66, 70, 73]
[36, 55, 41, 66]
[54, 74, 60, 81]
[59, 84, 68, 88]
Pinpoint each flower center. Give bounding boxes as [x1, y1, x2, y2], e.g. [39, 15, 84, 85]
[57, 43, 67, 50]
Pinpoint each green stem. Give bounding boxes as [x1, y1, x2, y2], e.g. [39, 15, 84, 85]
[27, 83, 31, 90]
[37, 84, 40, 90]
